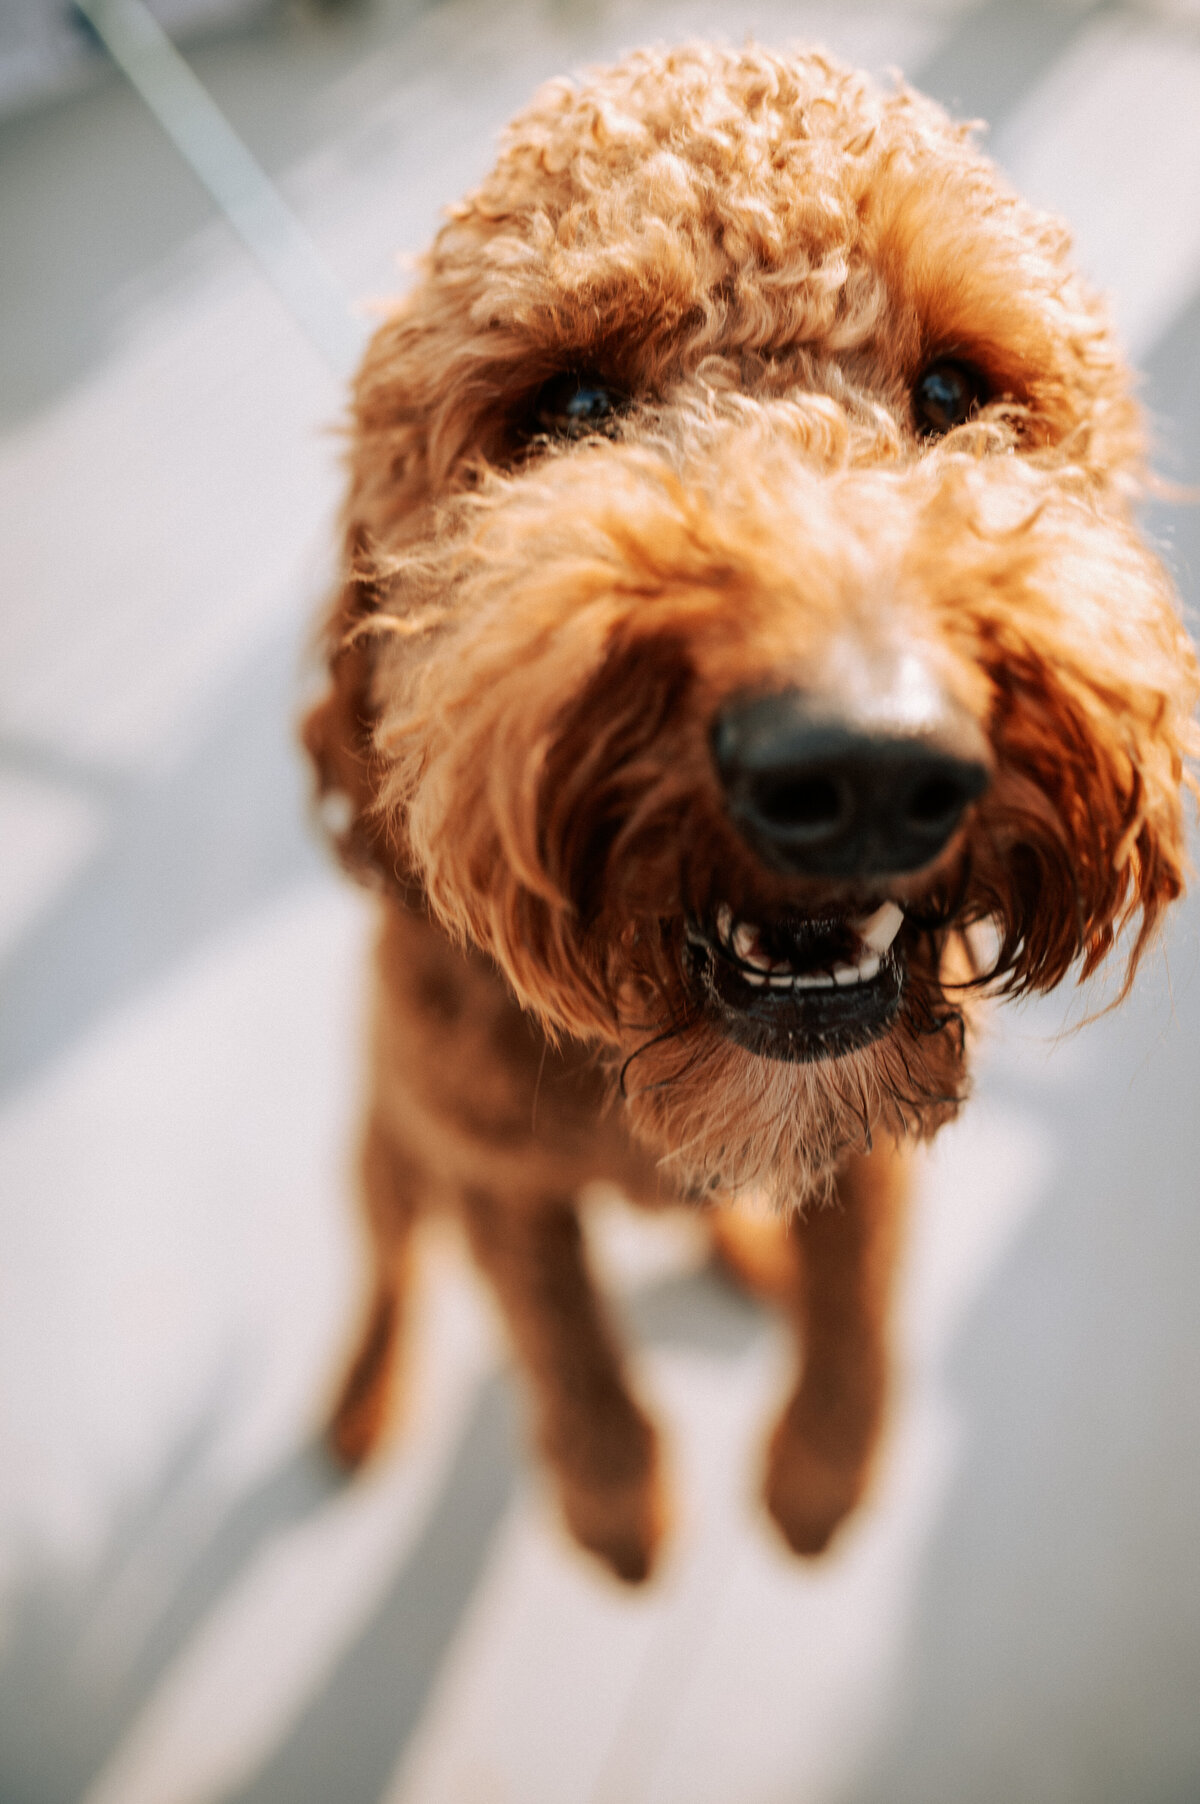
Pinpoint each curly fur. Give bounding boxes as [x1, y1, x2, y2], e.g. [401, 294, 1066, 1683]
[306, 43, 1199, 1578]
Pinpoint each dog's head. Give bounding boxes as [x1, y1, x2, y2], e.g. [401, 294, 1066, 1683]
[306, 45, 1199, 1200]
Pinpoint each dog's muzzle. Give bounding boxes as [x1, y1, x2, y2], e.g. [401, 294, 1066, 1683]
[686, 665, 991, 1062]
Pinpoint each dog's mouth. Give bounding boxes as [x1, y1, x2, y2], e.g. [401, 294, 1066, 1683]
[684, 899, 906, 1063]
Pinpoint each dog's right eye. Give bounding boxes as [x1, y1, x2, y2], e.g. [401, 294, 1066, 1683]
[532, 373, 626, 439]
[913, 359, 989, 437]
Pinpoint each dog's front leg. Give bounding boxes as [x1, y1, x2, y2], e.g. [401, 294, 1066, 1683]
[763, 1143, 909, 1556]
[327, 1112, 424, 1468]
[460, 1188, 666, 1583]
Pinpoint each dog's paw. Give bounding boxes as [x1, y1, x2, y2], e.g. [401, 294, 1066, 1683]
[325, 1345, 396, 1471]
[559, 1472, 664, 1587]
[326, 1393, 386, 1471]
[558, 1463, 671, 1584]
[324, 1289, 402, 1472]
[762, 1413, 874, 1558]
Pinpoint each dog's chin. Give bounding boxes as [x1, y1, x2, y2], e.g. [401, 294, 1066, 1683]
[683, 900, 906, 1064]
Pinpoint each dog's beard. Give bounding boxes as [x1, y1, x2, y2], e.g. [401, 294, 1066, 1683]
[594, 904, 969, 1205]
[611, 967, 969, 1206]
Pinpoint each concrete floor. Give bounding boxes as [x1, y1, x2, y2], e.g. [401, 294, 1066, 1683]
[2, 2, 1200, 1800]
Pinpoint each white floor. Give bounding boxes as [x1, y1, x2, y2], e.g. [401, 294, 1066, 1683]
[3, 3, 1200, 1801]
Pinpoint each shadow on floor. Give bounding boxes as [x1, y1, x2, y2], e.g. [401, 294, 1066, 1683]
[0, 1261, 764, 1804]
[0, 1382, 343, 1804]
[0, 619, 324, 1101]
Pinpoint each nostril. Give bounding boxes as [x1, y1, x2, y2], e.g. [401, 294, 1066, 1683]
[751, 771, 851, 842]
[905, 772, 971, 833]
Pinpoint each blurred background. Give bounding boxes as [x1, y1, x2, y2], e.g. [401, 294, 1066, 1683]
[2, 1, 1200, 1799]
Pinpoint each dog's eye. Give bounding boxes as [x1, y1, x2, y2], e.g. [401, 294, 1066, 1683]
[532, 372, 626, 439]
[913, 359, 988, 436]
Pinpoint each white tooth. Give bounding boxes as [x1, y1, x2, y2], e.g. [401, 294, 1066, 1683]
[768, 972, 794, 988]
[716, 905, 733, 942]
[853, 901, 904, 955]
[732, 922, 758, 959]
[742, 969, 768, 987]
[793, 971, 836, 989]
[831, 952, 881, 986]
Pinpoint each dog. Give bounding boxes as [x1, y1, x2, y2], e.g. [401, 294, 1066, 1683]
[303, 43, 1199, 1583]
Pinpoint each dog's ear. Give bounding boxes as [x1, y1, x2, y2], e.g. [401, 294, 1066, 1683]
[975, 669, 1198, 1002]
[1095, 755, 1196, 990]
[303, 286, 456, 896]
[301, 527, 399, 887]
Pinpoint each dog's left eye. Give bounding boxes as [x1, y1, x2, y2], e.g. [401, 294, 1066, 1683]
[913, 359, 989, 436]
[532, 373, 626, 439]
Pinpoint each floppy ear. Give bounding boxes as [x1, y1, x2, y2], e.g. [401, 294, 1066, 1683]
[971, 632, 1199, 1002]
[301, 526, 399, 887]
[1103, 755, 1197, 985]
[303, 280, 466, 892]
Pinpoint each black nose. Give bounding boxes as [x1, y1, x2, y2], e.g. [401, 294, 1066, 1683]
[712, 687, 991, 879]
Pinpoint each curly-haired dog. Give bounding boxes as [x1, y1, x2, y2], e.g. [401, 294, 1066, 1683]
[305, 44, 1199, 1582]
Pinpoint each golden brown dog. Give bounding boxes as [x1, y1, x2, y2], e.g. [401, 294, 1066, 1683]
[304, 44, 1199, 1582]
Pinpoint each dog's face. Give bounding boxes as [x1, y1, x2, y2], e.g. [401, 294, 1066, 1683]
[309, 45, 1198, 1200]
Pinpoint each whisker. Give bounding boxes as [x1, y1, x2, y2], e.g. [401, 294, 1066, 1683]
[618, 1014, 693, 1099]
